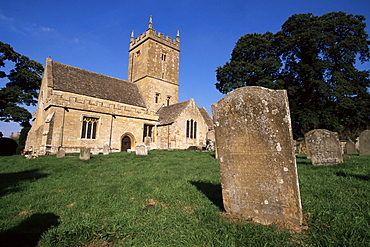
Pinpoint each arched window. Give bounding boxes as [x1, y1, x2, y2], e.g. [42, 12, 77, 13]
[186, 119, 197, 139]
[81, 117, 99, 139]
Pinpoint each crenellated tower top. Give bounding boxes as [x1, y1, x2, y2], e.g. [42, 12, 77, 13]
[127, 16, 180, 111]
[129, 16, 180, 52]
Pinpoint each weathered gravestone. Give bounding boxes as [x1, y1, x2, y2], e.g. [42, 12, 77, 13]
[135, 145, 148, 155]
[92, 145, 99, 155]
[304, 129, 343, 165]
[79, 147, 91, 160]
[345, 140, 356, 154]
[212, 86, 302, 226]
[103, 143, 110, 155]
[144, 137, 152, 150]
[56, 149, 65, 158]
[359, 130, 370, 156]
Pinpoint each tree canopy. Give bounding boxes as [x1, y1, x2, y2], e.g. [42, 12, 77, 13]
[216, 12, 370, 139]
[0, 42, 43, 127]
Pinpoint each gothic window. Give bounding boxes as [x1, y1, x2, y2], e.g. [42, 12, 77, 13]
[186, 119, 197, 139]
[161, 54, 166, 61]
[81, 117, 99, 139]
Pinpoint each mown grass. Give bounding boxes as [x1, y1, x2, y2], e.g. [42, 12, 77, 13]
[0, 150, 369, 246]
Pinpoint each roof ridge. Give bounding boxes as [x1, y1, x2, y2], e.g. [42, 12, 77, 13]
[52, 61, 130, 83]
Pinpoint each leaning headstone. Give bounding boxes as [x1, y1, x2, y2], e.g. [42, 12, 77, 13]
[345, 140, 356, 154]
[212, 86, 302, 226]
[103, 143, 110, 155]
[79, 147, 91, 160]
[92, 145, 99, 155]
[56, 149, 65, 158]
[304, 129, 343, 165]
[135, 145, 148, 155]
[359, 130, 370, 156]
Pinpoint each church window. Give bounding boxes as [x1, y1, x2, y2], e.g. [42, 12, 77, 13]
[81, 117, 99, 139]
[161, 54, 166, 61]
[166, 96, 171, 106]
[155, 93, 160, 103]
[186, 119, 197, 139]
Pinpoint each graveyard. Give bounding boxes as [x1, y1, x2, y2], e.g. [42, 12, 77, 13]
[0, 150, 369, 246]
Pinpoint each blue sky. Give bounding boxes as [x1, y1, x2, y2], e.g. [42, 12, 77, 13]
[1, 0, 369, 137]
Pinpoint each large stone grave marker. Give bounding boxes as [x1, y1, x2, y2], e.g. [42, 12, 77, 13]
[135, 145, 148, 155]
[345, 140, 356, 154]
[304, 129, 343, 165]
[79, 147, 91, 160]
[359, 130, 370, 156]
[212, 86, 302, 226]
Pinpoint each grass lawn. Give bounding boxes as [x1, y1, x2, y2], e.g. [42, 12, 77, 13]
[0, 150, 369, 246]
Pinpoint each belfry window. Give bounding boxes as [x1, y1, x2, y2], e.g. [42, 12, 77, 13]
[155, 93, 160, 103]
[186, 119, 197, 139]
[166, 96, 171, 106]
[161, 54, 166, 61]
[81, 117, 99, 139]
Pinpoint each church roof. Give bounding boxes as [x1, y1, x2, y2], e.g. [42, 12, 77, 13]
[51, 61, 146, 108]
[198, 107, 214, 130]
[156, 100, 191, 125]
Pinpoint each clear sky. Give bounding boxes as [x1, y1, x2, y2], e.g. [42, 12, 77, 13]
[1, 0, 369, 137]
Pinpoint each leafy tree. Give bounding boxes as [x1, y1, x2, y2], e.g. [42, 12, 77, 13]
[216, 12, 370, 139]
[0, 42, 43, 127]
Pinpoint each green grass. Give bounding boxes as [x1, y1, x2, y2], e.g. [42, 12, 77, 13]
[0, 150, 369, 246]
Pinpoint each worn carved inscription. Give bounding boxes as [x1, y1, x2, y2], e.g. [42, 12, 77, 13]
[212, 86, 302, 226]
[304, 129, 343, 165]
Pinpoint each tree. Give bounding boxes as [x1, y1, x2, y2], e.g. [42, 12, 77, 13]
[0, 42, 43, 127]
[216, 12, 370, 139]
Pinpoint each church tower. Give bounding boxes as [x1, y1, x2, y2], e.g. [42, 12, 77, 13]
[128, 16, 180, 111]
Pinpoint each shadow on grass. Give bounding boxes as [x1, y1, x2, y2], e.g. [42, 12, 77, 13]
[296, 155, 312, 166]
[0, 169, 48, 197]
[190, 181, 225, 211]
[0, 213, 60, 247]
[336, 171, 370, 181]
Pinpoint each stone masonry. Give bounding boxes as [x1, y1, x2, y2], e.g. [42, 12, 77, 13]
[212, 86, 302, 226]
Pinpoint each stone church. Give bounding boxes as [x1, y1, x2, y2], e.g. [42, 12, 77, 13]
[26, 17, 214, 155]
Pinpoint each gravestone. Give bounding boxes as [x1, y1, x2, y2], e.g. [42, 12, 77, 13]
[345, 140, 356, 154]
[103, 143, 110, 155]
[212, 86, 302, 226]
[144, 136, 152, 150]
[56, 149, 65, 158]
[304, 129, 343, 165]
[79, 147, 91, 160]
[92, 145, 99, 155]
[135, 145, 148, 155]
[359, 130, 370, 156]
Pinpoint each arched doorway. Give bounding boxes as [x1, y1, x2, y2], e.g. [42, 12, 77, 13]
[121, 136, 131, 152]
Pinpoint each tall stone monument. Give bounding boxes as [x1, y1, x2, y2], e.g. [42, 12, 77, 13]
[359, 130, 370, 156]
[304, 129, 343, 165]
[212, 86, 302, 226]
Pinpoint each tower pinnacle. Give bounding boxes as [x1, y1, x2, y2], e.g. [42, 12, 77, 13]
[130, 30, 134, 42]
[148, 15, 153, 29]
[176, 30, 180, 41]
